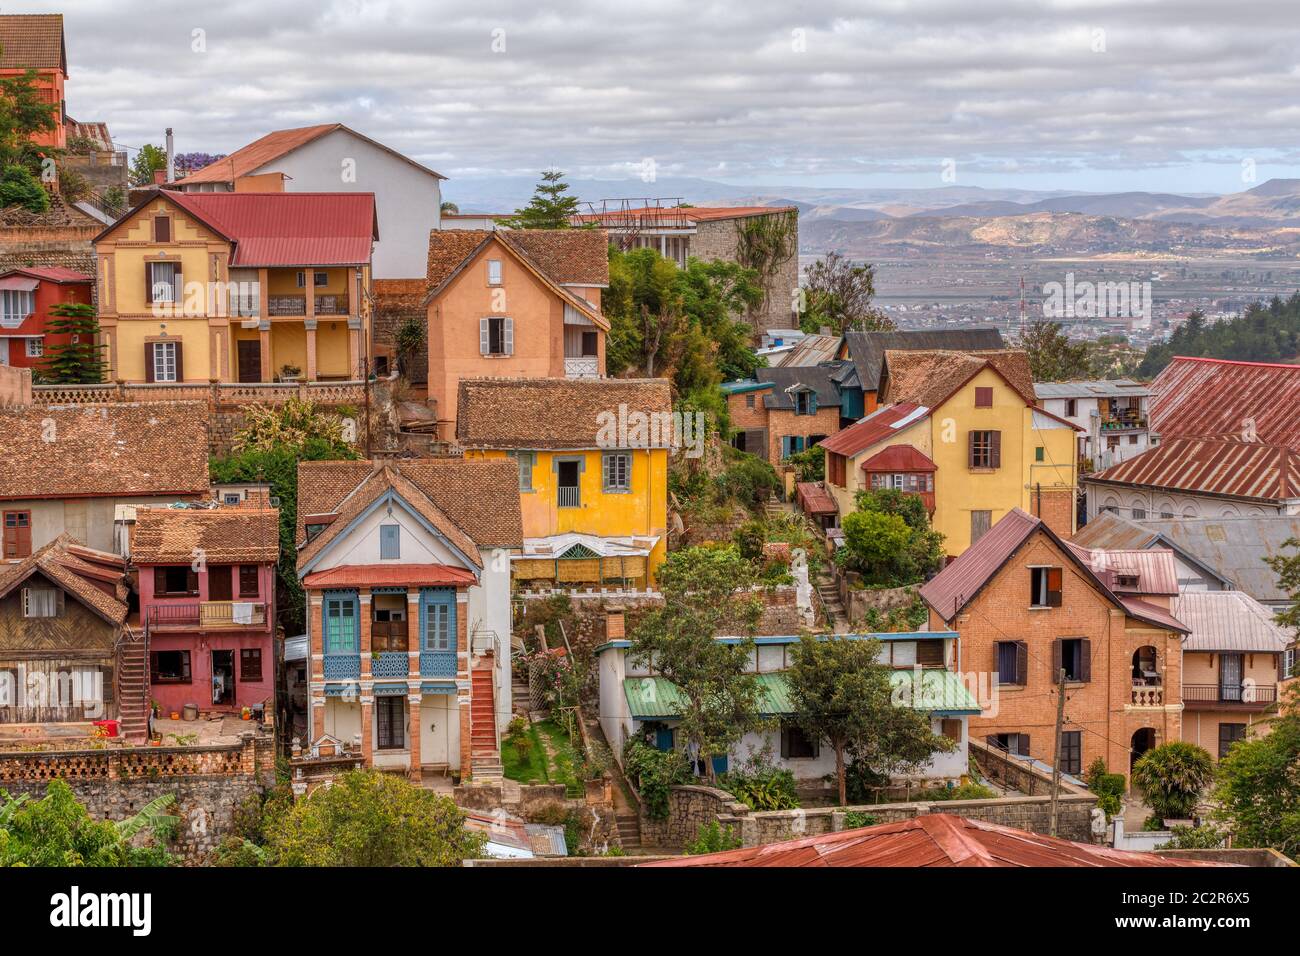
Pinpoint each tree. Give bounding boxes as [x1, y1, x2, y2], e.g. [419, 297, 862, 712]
[263, 770, 485, 866]
[440, 201, 460, 215]
[507, 169, 581, 229]
[1020, 319, 1093, 382]
[173, 152, 226, 177]
[129, 143, 168, 187]
[394, 314, 426, 379]
[802, 252, 895, 334]
[1138, 296, 1300, 378]
[40, 302, 106, 384]
[0, 781, 176, 866]
[0, 68, 60, 172]
[838, 489, 945, 586]
[1212, 685, 1300, 860]
[1265, 537, 1300, 667]
[628, 546, 766, 780]
[1130, 741, 1215, 825]
[0, 163, 48, 212]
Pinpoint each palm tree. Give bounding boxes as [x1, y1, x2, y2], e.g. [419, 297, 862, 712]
[1131, 742, 1214, 824]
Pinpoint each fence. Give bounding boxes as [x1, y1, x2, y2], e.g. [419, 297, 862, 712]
[32, 380, 367, 409]
[0, 732, 269, 784]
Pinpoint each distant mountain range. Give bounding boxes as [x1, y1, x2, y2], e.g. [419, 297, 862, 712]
[441, 176, 1300, 259]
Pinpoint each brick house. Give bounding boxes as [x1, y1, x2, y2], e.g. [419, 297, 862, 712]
[0, 267, 93, 370]
[920, 508, 1189, 782]
[130, 501, 279, 717]
[295, 459, 521, 782]
[723, 365, 842, 464]
[0, 14, 67, 151]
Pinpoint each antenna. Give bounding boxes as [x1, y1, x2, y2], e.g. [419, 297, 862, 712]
[1019, 275, 1026, 340]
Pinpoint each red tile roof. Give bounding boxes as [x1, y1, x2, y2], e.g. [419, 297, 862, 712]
[0, 535, 128, 626]
[1089, 435, 1300, 502]
[641, 813, 1222, 867]
[0, 14, 65, 72]
[302, 564, 477, 589]
[818, 403, 929, 457]
[860, 444, 937, 473]
[132, 505, 280, 565]
[161, 192, 378, 267]
[1151, 356, 1300, 452]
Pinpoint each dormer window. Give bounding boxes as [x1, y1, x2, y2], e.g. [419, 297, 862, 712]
[794, 390, 816, 416]
[1116, 573, 1139, 588]
[305, 523, 327, 542]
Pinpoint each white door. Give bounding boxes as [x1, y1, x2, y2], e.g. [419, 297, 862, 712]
[0, 339, 8, 365]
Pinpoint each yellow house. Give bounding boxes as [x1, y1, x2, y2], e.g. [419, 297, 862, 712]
[819, 350, 1079, 556]
[455, 377, 672, 589]
[92, 191, 377, 383]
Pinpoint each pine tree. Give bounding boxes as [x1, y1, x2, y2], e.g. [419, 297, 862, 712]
[508, 169, 581, 229]
[40, 303, 106, 384]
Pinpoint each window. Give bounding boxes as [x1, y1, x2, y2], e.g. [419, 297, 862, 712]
[1161, 511, 1173, 519]
[3, 510, 31, 559]
[780, 435, 806, 459]
[1128, 434, 1139, 445]
[239, 648, 263, 682]
[324, 595, 358, 653]
[1035, 446, 1044, 462]
[794, 390, 816, 415]
[1284, 647, 1297, 680]
[1030, 567, 1063, 608]
[1116, 573, 1139, 588]
[1059, 730, 1082, 775]
[22, 587, 60, 618]
[154, 566, 198, 595]
[941, 719, 963, 742]
[1065, 398, 1077, 417]
[1107, 436, 1120, 451]
[968, 430, 1000, 469]
[915, 639, 945, 667]
[147, 261, 180, 304]
[780, 726, 819, 759]
[828, 453, 847, 487]
[305, 523, 327, 541]
[296, 271, 328, 287]
[223, 493, 242, 506]
[0, 289, 34, 328]
[480, 316, 513, 356]
[238, 565, 259, 597]
[509, 451, 536, 492]
[1218, 723, 1247, 759]
[376, 696, 405, 750]
[1053, 637, 1090, 683]
[581, 330, 598, 357]
[150, 650, 191, 683]
[970, 510, 992, 543]
[557, 459, 581, 508]
[974, 386, 993, 407]
[745, 394, 755, 408]
[487, 259, 502, 285]
[208, 566, 233, 602]
[1131, 508, 1146, 519]
[424, 595, 454, 652]
[150, 341, 178, 382]
[379, 524, 400, 559]
[603, 452, 631, 492]
[25, 338, 42, 358]
[990, 732, 1030, 756]
[153, 215, 171, 243]
[996, 640, 1027, 685]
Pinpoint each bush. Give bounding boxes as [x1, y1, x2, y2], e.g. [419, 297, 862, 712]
[733, 519, 766, 562]
[0, 164, 49, 213]
[915, 782, 996, 802]
[622, 737, 690, 821]
[686, 821, 742, 855]
[787, 445, 824, 482]
[842, 811, 878, 830]
[718, 761, 800, 811]
[1158, 824, 1227, 850]
[1131, 742, 1214, 825]
[715, 452, 780, 510]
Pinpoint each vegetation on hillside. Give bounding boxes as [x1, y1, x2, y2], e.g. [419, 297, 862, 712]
[1137, 294, 1300, 377]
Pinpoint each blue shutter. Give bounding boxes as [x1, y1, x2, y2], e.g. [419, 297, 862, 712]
[421, 588, 456, 651]
[808, 391, 818, 415]
[379, 524, 400, 559]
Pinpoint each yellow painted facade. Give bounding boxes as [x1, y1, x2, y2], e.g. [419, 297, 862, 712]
[93, 195, 371, 383]
[464, 447, 669, 586]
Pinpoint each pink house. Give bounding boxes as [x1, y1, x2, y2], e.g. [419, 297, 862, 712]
[131, 501, 280, 716]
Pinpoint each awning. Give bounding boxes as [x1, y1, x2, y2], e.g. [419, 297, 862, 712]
[0, 276, 38, 292]
[303, 564, 476, 589]
[373, 683, 408, 696]
[420, 682, 457, 695]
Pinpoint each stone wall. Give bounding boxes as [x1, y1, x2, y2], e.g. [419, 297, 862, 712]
[639, 784, 752, 849]
[837, 580, 919, 628]
[372, 279, 428, 384]
[692, 212, 799, 336]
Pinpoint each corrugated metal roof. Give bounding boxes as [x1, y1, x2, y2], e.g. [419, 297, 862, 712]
[1151, 356, 1300, 452]
[1089, 436, 1300, 502]
[1073, 547, 1180, 596]
[1118, 597, 1189, 634]
[759, 365, 841, 409]
[861, 444, 937, 473]
[920, 508, 1040, 622]
[796, 482, 837, 515]
[641, 813, 1225, 868]
[818, 402, 929, 456]
[776, 334, 842, 367]
[1173, 591, 1292, 653]
[1034, 379, 1150, 399]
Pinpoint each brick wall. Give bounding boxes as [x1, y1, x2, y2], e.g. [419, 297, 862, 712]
[1032, 487, 1076, 537]
[373, 279, 428, 385]
[765, 405, 840, 464]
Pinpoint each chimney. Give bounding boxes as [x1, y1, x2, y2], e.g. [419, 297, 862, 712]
[165, 127, 175, 183]
[152, 168, 166, 185]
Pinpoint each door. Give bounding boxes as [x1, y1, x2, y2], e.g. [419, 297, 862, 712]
[211, 650, 235, 706]
[557, 460, 580, 508]
[376, 696, 405, 750]
[654, 726, 674, 752]
[1220, 653, 1243, 702]
[208, 566, 233, 602]
[237, 339, 262, 383]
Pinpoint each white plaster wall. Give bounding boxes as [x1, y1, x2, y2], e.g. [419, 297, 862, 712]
[1085, 484, 1285, 523]
[324, 698, 361, 746]
[469, 547, 513, 733]
[598, 648, 631, 760]
[256, 128, 443, 280]
[312, 499, 465, 571]
[420, 691, 458, 767]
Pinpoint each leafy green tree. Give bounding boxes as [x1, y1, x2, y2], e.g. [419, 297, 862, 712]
[629, 546, 766, 780]
[1021, 319, 1094, 382]
[686, 820, 742, 855]
[507, 169, 581, 229]
[1265, 538, 1300, 671]
[130, 143, 168, 187]
[0, 67, 60, 172]
[0, 164, 48, 212]
[263, 770, 485, 866]
[394, 314, 426, 379]
[1212, 684, 1300, 860]
[440, 200, 459, 215]
[802, 252, 894, 334]
[40, 302, 106, 383]
[1130, 741, 1214, 825]
[787, 444, 824, 482]
[1138, 295, 1300, 378]
[0, 781, 176, 866]
[838, 489, 945, 586]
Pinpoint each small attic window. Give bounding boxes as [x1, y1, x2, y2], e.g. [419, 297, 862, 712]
[305, 523, 327, 542]
[1116, 573, 1139, 588]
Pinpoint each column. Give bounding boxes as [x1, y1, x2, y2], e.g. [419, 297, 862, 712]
[457, 596, 472, 778]
[304, 319, 318, 382]
[408, 696, 422, 783]
[408, 590, 421, 677]
[359, 588, 372, 678]
[347, 318, 362, 380]
[309, 595, 324, 742]
[258, 320, 271, 384]
[360, 695, 374, 767]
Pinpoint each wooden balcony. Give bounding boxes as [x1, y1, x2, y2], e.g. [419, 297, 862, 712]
[1183, 683, 1277, 710]
[267, 295, 350, 317]
[147, 601, 267, 630]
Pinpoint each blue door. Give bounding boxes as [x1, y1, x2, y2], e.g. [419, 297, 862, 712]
[711, 754, 729, 776]
[654, 726, 674, 752]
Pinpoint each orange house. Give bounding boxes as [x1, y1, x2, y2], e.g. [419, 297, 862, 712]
[422, 229, 610, 434]
[0, 14, 68, 150]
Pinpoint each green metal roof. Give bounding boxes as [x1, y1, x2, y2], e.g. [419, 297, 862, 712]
[624, 669, 980, 719]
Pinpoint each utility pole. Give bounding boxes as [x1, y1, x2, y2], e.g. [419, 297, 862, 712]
[1049, 666, 1066, 837]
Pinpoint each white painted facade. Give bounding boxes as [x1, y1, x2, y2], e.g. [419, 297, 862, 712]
[1083, 481, 1300, 523]
[1036, 392, 1151, 470]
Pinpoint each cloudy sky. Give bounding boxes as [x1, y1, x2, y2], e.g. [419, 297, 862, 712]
[28, 0, 1300, 196]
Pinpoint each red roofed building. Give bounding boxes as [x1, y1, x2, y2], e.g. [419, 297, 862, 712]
[1151, 356, 1300, 453]
[0, 266, 93, 370]
[93, 190, 377, 383]
[919, 508, 1188, 783]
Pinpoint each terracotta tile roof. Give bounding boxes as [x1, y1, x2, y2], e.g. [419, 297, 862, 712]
[302, 564, 477, 589]
[64, 120, 112, 150]
[296, 458, 523, 558]
[641, 813, 1222, 868]
[456, 378, 673, 450]
[132, 505, 280, 565]
[0, 535, 128, 625]
[504, 230, 609, 286]
[0, 266, 92, 284]
[0, 14, 65, 72]
[173, 124, 445, 187]
[880, 349, 1035, 408]
[425, 229, 494, 292]
[1151, 356, 1300, 452]
[843, 329, 1005, 391]
[0, 403, 209, 501]
[819, 403, 930, 457]
[1088, 435, 1300, 502]
[1173, 590, 1293, 653]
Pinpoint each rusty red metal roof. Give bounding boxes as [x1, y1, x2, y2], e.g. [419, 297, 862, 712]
[163, 192, 378, 267]
[1089, 435, 1300, 502]
[861, 444, 937, 473]
[1151, 356, 1300, 452]
[302, 564, 476, 589]
[0, 266, 91, 284]
[795, 482, 837, 515]
[640, 814, 1224, 867]
[818, 403, 929, 456]
[1066, 545, 1180, 596]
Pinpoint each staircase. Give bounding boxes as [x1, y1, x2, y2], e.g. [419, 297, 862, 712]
[469, 663, 502, 783]
[764, 494, 786, 519]
[511, 671, 531, 717]
[615, 812, 641, 850]
[116, 626, 150, 744]
[816, 571, 849, 633]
